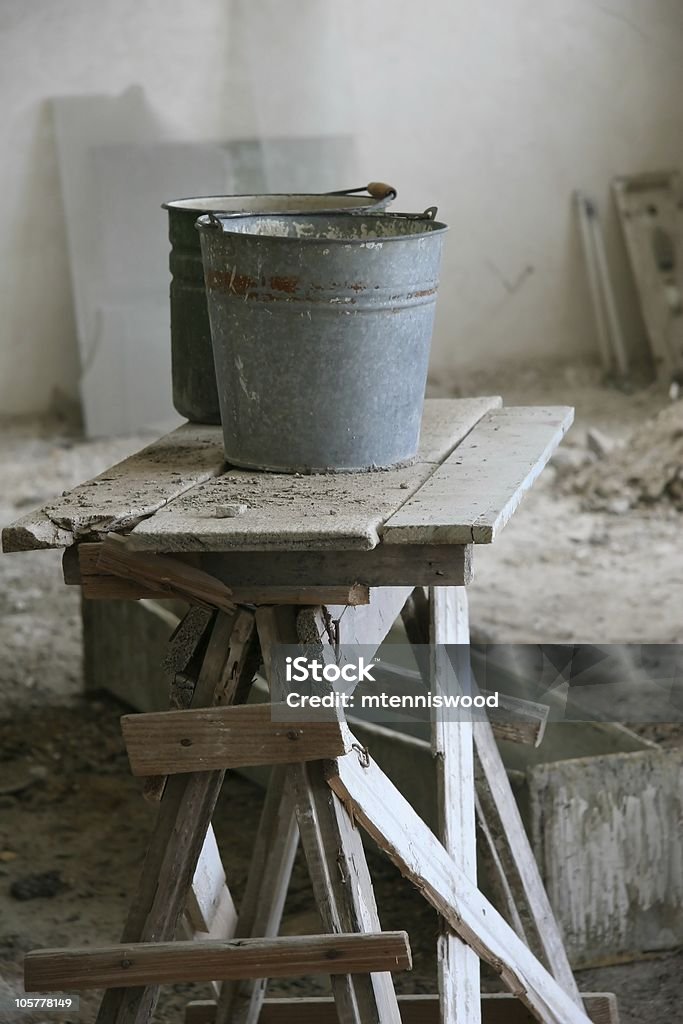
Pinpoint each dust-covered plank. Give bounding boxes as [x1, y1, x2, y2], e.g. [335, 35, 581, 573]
[127, 398, 502, 553]
[383, 407, 574, 545]
[2, 424, 225, 552]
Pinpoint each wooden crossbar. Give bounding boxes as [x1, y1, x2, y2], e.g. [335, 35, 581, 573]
[24, 933, 412, 991]
[64, 544, 370, 606]
[121, 703, 351, 776]
[185, 993, 620, 1024]
[64, 542, 473, 591]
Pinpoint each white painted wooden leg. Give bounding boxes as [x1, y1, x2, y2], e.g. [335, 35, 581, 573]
[430, 586, 481, 1024]
[473, 714, 583, 1006]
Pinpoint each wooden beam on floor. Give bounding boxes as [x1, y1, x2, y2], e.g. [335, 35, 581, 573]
[184, 992, 620, 1024]
[25, 933, 412, 991]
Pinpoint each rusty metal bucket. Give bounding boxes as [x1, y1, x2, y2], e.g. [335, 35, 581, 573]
[163, 184, 396, 424]
[197, 209, 447, 473]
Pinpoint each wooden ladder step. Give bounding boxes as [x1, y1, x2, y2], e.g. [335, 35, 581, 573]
[185, 992, 620, 1024]
[121, 703, 351, 776]
[24, 933, 412, 992]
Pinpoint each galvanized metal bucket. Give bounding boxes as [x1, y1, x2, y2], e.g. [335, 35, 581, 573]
[163, 184, 396, 424]
[197, 210, 448, 473]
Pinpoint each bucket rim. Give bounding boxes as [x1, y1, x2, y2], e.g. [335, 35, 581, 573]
[162, 193, 388, 214]
[195, 210, 449, 241]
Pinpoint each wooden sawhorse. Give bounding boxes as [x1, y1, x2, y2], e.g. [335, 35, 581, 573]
[3, 398, 618, 1023]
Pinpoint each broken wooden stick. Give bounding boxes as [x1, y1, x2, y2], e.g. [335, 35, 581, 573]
[95, 534, 235, 612]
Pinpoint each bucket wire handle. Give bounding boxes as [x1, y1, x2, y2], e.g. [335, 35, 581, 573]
[395, 206, 439, 220]
[327, 182, 398, 201]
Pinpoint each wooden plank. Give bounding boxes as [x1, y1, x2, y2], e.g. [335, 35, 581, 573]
[80, 577, 369, 608]
[613, 171, 683, 382]
[207, 545, 473, 587]
[67, 545, 370, 606]
[383, 407, 574, 545]
[186, 993, 620, 1024]
[327, 747, 592, 1024]
[127, 398, 502, 552]
[473, 716, 582, 1004]
[24, 933, 412, 991]
[95, 610, 259, 1024]
[68, 540, 473, 589]
[575, 191, 615, 374]
[122, 703, 351, 776]
[429, 586, 480, 1023]
[1, 423, 225, 552]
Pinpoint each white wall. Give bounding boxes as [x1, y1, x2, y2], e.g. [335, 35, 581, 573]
[267, 0, 683, 380]
[0, 0, 254, 416]
[3, 0, 683, 414]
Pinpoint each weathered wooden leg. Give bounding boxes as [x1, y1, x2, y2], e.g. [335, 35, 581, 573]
[258, 598, 403, 1024]
[473, 714, 583, 1007]
[213, 609, 301, 1024]
[296, 595, 403, 1024]
[430, 586, 481, 1023]
[215, 764, 299, 1024]
[96, 609, 259, 1024]
[290, 759, 401, 1024]
[158, 608, 238, 956]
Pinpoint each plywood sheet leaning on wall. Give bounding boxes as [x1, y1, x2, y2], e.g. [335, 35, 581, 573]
[613, 171, 683, 384]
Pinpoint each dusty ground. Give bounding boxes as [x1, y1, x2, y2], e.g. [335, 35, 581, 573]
[0, 364, 681, 1023]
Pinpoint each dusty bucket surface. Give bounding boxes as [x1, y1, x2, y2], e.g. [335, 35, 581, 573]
[163, 185, 396, 424]
[197, 210, 448, 473]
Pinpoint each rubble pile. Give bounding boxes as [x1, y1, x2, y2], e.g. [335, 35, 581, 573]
[559, 401, 683, 513]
